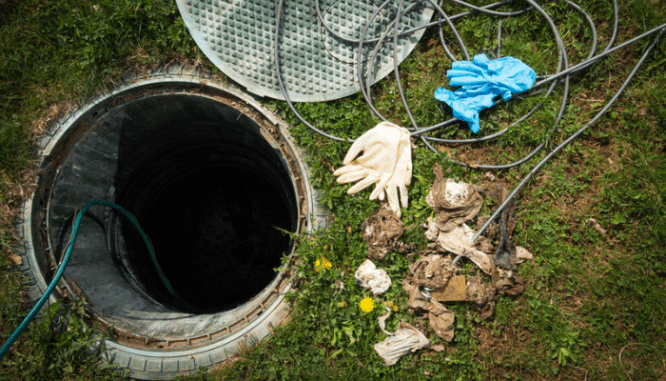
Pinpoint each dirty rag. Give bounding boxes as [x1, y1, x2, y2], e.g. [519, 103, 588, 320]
[434, 54, 536, 133]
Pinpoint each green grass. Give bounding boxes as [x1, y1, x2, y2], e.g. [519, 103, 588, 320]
[1, 0, 666, 380]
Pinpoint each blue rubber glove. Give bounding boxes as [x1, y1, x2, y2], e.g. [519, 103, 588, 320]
[435, 54, 535, 133]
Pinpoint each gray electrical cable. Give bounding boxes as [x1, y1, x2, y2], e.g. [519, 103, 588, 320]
[316, 0, 533, 53]
[566, 0, 598, 61]
[274, 0, 351, 143]
[314, 0, 417, 45]
[453, 26, 666, 266]
[533, 23, 666, 88]
[281, 0, 621, 148]
[417, 0, 571, 171]
[358, 0, 561, 150]
[429, 0, 471, 62]
[272, 0, 665, 218]
[496, 17, 502, 58]
[449, 0, 533, 17]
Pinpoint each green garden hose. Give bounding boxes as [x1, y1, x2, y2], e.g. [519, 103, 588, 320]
[0, 200, 176, 361]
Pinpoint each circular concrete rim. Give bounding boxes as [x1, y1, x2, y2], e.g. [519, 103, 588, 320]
[14, 67, 327, 380]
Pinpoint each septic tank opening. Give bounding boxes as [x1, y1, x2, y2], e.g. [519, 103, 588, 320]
[126, 167, 293, 313]
[18, 72, 326, 379]
[104, 93, 298, 314]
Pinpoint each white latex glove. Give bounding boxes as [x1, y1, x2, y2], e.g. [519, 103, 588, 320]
[380, 130, 412, 215]
[333, 122, 412, 217]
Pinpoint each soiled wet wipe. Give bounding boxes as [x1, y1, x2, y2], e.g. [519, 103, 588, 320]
[402, 278, 431, 312]
[400, 252, 458, 342]
[492, 266, 525, 296]
[466, 275, 495, 319]
[427, 163, 483, 233]
[374, 321, 430, 366]
[402, 251, 460, 311]
[428, 300, 455, 342]
[430, 222, 494, 275]
[362, 205, 411, 260]
[407, 252, 455, 289]
[355, 259, 392, 295]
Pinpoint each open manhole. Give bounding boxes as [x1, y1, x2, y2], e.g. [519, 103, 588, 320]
[15, 68, 326, 379]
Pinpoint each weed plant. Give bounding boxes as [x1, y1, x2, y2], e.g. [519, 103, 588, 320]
[1, 0, 665, 380]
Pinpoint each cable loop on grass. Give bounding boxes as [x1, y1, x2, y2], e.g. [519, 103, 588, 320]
[618, 343, 666, 381]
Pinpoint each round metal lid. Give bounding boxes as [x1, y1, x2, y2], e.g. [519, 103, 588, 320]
[177, 0, 434, 102]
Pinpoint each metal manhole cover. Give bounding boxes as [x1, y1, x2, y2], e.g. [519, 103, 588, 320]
[177, 0, 434, 102]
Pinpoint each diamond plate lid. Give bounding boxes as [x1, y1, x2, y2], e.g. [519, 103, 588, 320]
[177, 0, 434, 102]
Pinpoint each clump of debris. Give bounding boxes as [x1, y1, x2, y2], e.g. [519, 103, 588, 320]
[361, 205, 414, 260]
[358, 163, 534, 366]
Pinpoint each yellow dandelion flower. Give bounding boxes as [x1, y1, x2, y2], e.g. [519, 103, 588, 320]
[315, 257, 332, 272]
[360, 297, 374, 313]
[338, 301, 347, 308]
[392, 305, 399, 312]
[387, 301, 394, 308]
[324, 245, 329, 250]
[347, 227, 352, 234]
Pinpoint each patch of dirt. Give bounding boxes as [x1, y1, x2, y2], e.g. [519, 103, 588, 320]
[475, 324, 519, 362]
[436, 141, 523, 169]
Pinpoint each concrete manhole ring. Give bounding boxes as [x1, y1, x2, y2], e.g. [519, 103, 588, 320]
[14, 67, 327, 379]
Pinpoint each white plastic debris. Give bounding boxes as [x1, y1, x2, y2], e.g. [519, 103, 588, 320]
[374, 321, 430, 366]
[424, 216, 439, 241]
[355, 259, 392, 295]
[334, 122, 412, 217]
